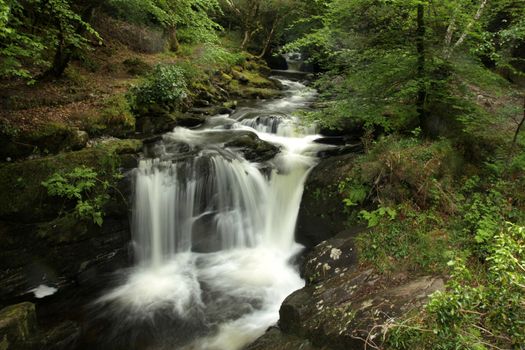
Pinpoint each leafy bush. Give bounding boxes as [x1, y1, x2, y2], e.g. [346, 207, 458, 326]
[356, 204, 449, 273]
[339, 136, 458, 212]
[195, 43, 247, 70]
[386, 223, 525, 350]
[129, 64, 188, 115]
[42, 166, 111, 226]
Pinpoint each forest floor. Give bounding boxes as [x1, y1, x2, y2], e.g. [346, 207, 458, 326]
[0, 40, 181, 133]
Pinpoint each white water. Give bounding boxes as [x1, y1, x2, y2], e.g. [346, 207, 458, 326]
[97, 78, 326, 349]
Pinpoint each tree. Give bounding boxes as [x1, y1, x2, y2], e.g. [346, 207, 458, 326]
[0, 0, 101, 79]
[286, 0, 524, 136]
[42, 0, 102, 78]
[0, 0, 45, 79]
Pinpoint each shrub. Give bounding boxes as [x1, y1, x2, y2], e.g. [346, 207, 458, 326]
[129, 64, 188, 115]
[386, 223, 525, 350]
[339, 136, 458, 212]
[42, 166, 111, 226]
[356, 204, 449, 273]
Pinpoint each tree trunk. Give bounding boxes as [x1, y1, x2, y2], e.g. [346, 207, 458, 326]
[241, 30, 251, 50]
[416, 4, 427, 131]
[44, 2, 101, 78]
[45, 21, 71, 78]
[257, 20, 278, 59]
[167, 26, 179, 52]
[513, 95, 525, 145]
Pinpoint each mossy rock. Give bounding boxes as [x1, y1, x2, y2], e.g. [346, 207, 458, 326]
[225, 131, 280, 162]
[122, 58, 152, 76]
[73, 95, 135, 138]
[0, 139, 142, 222]
[2, 123, 89, 161]
[228, 80, 280, 99]
[0, 302, 37, 350]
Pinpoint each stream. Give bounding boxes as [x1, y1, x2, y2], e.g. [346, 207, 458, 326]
[87, 74, 327, 349]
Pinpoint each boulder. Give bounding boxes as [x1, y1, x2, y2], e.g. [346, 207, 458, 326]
[296, 153, 355, 247]
[268, 233, 443, 350]
[0, 139, 140, 300]
[246, 327, 322, 350]
[279, 271, 444, 350]
[225, 132, 280, 162]
[0, 302, 37, 350]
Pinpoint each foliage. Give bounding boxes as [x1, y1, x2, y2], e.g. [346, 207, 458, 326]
[195, 43, 247, 70]
[0, 0, 101, 79]
[338, 136, 457, 212]
[42, 166, 111, 226]
[386, 223, 525, 349]
[288, 0, 524, 141]
[106, 0, 222, 44]
[356, 204, 449, 274]
[129, 64, 188, 114]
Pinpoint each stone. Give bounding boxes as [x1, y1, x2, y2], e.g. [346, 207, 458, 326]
[0, 302, 37, 350]
[279, 268, 444, 350]
[296, 153, 356, 247]
[38, 321, 80, 350]
[225, 131, 280, 162]
[246, 327, 323, 350]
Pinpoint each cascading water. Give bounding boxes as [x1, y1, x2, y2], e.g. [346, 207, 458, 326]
[94, 76, 328, 350]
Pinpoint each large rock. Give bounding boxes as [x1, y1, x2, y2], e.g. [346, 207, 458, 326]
[278, 270, 444, 350]
[249, 233, 444, 350]
[0, 302, 37, 350]
[225, 131, 280, 163]
[296, 154, 356, 247]
[246, 327, 322, 350]
[0, 139, 141, 300]
[0, 138, 142, 222]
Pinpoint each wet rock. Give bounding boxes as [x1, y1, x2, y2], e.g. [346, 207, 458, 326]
[279, 267, 444, 350]
[0, 302, 37, 350]
[302, 230, 360, 285]
[316, 143, 363, 158]
[246, 327, 322, 350]
[176, 113, 206, 128]
[135, 114, 177, 135]
[264, 53, 288, 70]
[296, 153, 356, 247]
[225, 131, 280, 162]
[216, 107, 234, 115]
[38, 320, 80, 350]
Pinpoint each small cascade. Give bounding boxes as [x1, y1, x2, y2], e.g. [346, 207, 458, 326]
[96, 76, 327, 350]
[283, 52, 304, 72]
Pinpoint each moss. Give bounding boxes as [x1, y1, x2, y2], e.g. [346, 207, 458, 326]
[0, 302, 37, 349]
[228, 80, 280, 99]
[0, 139, 142, 222]
[76, 95, 135, 138]
[37, 213, 91, 243]
[239, 70, 275, 88]
[21, 123, 87, 154]
[122, 58, 152, 76]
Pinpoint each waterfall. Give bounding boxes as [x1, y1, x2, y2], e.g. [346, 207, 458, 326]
[96, 77, 328, 350]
